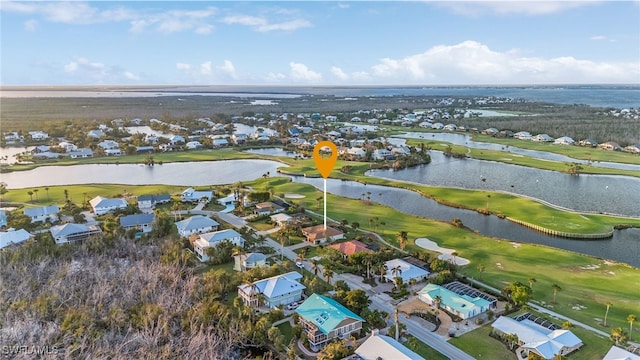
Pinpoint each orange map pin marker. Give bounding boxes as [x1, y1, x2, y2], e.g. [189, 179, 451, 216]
[313, 141, 338, 178]
[313, 141, 337, 229]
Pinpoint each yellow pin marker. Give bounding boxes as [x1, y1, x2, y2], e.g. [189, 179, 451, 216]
[313, 141, 338, 229]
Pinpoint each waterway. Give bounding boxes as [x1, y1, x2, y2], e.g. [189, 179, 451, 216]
[0, 159, 285, 189]
[397, 132, 640, 171]
[368, 151, 640, 217]
[291, 177, 640, 267]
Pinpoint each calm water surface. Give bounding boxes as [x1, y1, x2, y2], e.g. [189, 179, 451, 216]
[293, 177, 640, 267]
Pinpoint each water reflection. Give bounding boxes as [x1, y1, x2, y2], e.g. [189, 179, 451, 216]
[368, 151, 640, 217]
[292, 177, 640, 267]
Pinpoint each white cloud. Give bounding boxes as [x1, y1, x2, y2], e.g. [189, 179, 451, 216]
[338, 3, 351, 9]
[590, 35, 607, 40]
[222, 14, 311, 32]
[60, 56, 141, 84]
[218, 60, 238, 79]
[24, 19, 37, 32]
[200, 61, 212, 75]
[289, 62, 322, 82]
[362, 40, 638, 84]
[64, 57, 105, 73]
[330, 66, 349, 80]
[434, 1, 599, 16]
[124, 71, 140, 80]
[265, 72, 287, 82]
[135, 7, 217, 34]
[176, 63, 191, 71]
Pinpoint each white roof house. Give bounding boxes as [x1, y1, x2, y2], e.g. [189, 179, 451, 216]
[418, 283, 493, 320]
[238, 271, 305, 308]
[492, 316, 583, 359]
[24, 205, 60, 223]
[553, 136, 575, 145]
[181, 188, 213, 202]
[89, 196, 128, 216]
[0, 229, 33, 249]
[384, 258, 429, 283]
[175, 215, 220, 237]
[514, 131, 532, 140]
[602, 346, 640, 360]
[98, 140, 119, 149]
[354, 333, 423, 360]
[532, 134, 555, 142]
[193, 228, 243, 262]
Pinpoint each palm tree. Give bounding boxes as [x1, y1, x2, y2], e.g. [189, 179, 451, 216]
[33, 189, 39, 200]
[27, 191, 33, 202]
[610, 327, 628, 346]
[434, 295, 442, 309]
[628, 314, 636, 341]
[396, 231, 408, 251]
[311, 259, 320, 277]
[477, 263, 485, 274]
[551, 284, 561, 303]
[604, 302, 613, 327]
[277, 232, 288, 260]
[379, 264, 388, 282]
[322, 267, 334, 284]
[44, 187, 49, 200]
[528, 277, 536, 290]
[450, 251, 458, 265]
[64, 189, 69, 201]
[391, 265, 402, 287]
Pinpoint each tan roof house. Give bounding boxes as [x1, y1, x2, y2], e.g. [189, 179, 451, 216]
[301, 225, 344, 244]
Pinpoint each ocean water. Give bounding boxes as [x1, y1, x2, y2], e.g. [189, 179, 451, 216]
[1, 85, 638, 109]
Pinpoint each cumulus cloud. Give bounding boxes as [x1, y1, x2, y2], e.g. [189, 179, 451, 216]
[176, 60, 242, 82]
[218, 60, 238, 79]
[64, 57, 105, 73]
[330, 66, 349, 80]
[289, 62, 322, 82]
[222, 14, 311, 32]
[362, 40, 638, 84]
[61, 56, 140, 84]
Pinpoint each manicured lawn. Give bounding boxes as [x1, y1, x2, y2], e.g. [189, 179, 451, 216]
[276, 321, 294, 345]
[404, 335, 449, 360]
[449, 325, 516, 359]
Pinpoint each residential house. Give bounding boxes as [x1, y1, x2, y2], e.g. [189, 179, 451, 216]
[353, 332, 423, 360]
[185, 141, 203, 150]
[301, 225, 344, 245]
[169, 135, 185, 145]
[136, 146, 155, 153]
[328, 240, 372, 257]
[69, 148, 93, 158]
[384, 258, 429, 283]
[492, 315, 583, 359]
[212, 138, 229, 147]
[50, 223, 102, 244]
[624, 144, 640, 154]
[4, 132, 24, 143]
[28, 131, 49, 140]
[119, 213, 156, 233]
[32, 152, 60, 160]
[193, 228, 243, 261]
[87, 129, 106, 138]
[602, 346, 640, 360]
[98, 140, 119, 150]
[482, 127, 499, 136]
[344, 147, 366, 159]
[181, 188, 213, 203]
[598, 141, 622, 151]
[33, 145, 51, 153]
[89, 196, 127, 215]
[24, 205, 59, 223]
[105, 148, 122, 156]
[238, 271, 305, 308]
[137, 194, 171, 210]
[233, 252, 268, 272]
[175, 215, 220, 237]
[418, 282, 494, 319]
[270, 213, 292, 227]
[372, 149, 393, 161]
[443, 124, 458, 131]
[514, 131, 532, 140]
[0, 228, 33, 249]
[295, 293, 365, 351]
[578, 138, 598, 147]
[253, 201, 284, 216]
[58, 141, 78, 152]
[553, 136, 575, 145]
[532, 134, 555, 142]
[231, 133, 248, 145]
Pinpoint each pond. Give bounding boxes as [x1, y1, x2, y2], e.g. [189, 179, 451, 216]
[1, 159, 286, 189]
[291, 177, 640, 267]
[367, 151, 640, 217]
[243, 148, 302, 158]
[397, 132, 640, 171]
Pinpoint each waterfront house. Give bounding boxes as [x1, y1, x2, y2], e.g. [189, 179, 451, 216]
[598, 141, 622, 151]
[28, 131, 49, 140]
[295, 293, 365, 351]
[233, 252, 268, 272]
[50, 223, 102, 244]
[418, 282, 494, 319]
[186, 141, 203, 149]
[491, 315, 583, 359]
[212, 138, 229, 147]
[301, 225, 344, 244]
[181, 188, 213, 203]
[384, 258, 429, 283]
[372, 149, 393, 161]
[253, 201, 284, 216]
[97, 140, 119, 150]
[578, 138, 598, 147]
[175, 215, 219, 237]
[24, 205, 59, 223]
[624, 144, 640, 154]
[137, 194, 171, 210]
[0, 228, 33, 249]
[514, 131, 532, 140]
[231, 133, 248, 145]
[169, 135, 185, 145]
[58, 141, 78, 152]
[89, 196, 127, 215]
[119, 213, 155, 233]
[354, 332, 423, 360]
[69, 148, 93, 158]
[553, 136, 575, 145]
[238, 271, 305, 308]
[532, 134, 555, 142]
[193, 228, 243, 261]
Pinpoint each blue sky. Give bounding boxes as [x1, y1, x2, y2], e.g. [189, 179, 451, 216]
[1, 1, 639, 86]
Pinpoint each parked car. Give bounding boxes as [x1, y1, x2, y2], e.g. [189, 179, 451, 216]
[287, 302, 300, 310]
[296, 261, 304, 268]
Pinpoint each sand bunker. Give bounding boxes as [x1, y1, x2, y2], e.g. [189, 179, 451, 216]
[415, 238, 471, 266]
[284, 193, 305, 199]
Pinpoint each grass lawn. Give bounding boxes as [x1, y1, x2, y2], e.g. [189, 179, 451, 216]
[449, 324, 517, 359]
[276, 321, 294, 345]
[295, 246, 321, 260]
[403, 335, 449, 360]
